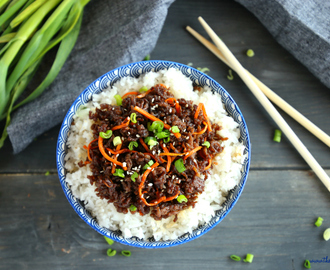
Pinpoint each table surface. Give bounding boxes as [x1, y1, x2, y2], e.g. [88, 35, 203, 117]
[1, 0, 330, 269]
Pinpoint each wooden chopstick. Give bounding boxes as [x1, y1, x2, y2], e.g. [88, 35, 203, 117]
[186, 25, 330, 148]
[197, 16, 330, 191]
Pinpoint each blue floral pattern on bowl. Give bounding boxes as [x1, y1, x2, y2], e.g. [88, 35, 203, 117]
[56, 60, 251, 249]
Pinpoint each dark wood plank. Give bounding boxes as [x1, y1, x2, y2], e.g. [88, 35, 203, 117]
[1, 170, 329, 270]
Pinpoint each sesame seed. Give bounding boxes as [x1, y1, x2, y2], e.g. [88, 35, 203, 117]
[186, 104, 188, 107]
[186, 136, 189, 139]
[151, 98, 154, 102]
[157, 150, 161, 154]
[173, 142, 175, 146]
[148, 183, 153, 186]
[182, 119, 184, 122]
[146, 196, 149, 199]
[136, 134, 140, 138]
[100, 171, 104, 173]
[152, 150, 156, 155]
[122, 162, 127, 167]
[169, 109, 172, 113]
[128, 132, 130, 135]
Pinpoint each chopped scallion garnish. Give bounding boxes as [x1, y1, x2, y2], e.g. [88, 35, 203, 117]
[155, 130, 170, 139]
[130, 113, 137, 123]
[113, 136, 122, 146]
[304, 260, 311, 269]
[104, 236, 114, 245]
[163, 137, 170, 143]
[139, 86, 148, 92]
[144, 136, 158, 149]
[202, 141, 210, 148]
[45, 171, 50, 176]
[100, 130, 112, 139]
[177, 194, 188, 203]
[227, 69, 234, 80]
[107, 248, 116, 257]
[114, 94, 122, 106]
[131, 172, 139, 182]
[273, 129, 282, 143]
[246, 49, 255, 57]
[113, 168, 125, 178]
[315, 217, 323, 227]
[128, 141, 138, 150]
[143, 55, 150, 61]
[170, 126, 180, 133]
[142, 160, 154, 171]
[197, 67, 210, 74]
[148, 121, 164, 133]
[243, 253, 254, 263]
[129, 205, 137, 211]
[175, 158, 186, 173]
[323, 228, 330, 241]
[230, 255, 241, 261]
[121, 250, 132, 257]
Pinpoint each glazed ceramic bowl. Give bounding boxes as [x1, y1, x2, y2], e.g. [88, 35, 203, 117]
[56, 60, 251, 248]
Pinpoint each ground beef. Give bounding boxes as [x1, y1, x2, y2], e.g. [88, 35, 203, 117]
[84, 84, 224, 220]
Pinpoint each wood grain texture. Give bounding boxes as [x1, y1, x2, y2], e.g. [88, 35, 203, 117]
[1, 171, 329, 270]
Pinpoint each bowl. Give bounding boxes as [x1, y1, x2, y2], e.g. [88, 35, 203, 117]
[56, 60, 251, 248]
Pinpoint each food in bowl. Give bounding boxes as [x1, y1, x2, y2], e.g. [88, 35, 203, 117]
[64, 67, 246, 241]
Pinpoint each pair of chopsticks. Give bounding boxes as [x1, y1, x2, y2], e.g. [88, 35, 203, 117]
[187, 17, 330, 191]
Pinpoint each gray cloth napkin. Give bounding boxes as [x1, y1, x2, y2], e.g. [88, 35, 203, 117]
[235, 0, 330, 88]
[7, 0, 175, 154]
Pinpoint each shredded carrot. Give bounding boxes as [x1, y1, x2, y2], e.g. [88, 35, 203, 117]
[103, 180, 111, 188]
[205, 159, 212, 170]
[133, 106, 181, 138]
[165, 98, 181, 114]
[139, 138, 166, 163]
[175, 102, 181, 114]
[192, 123, 208, 135]
[87, 139, 98, 162]
[84, 161, 91, 165]
[136, 88, 152, 98]
[98, 136, 127, 170]
[83, 145, 88, 150]
[107, 148, 138, 155]
[122, 91, 138, 98]
[159, 152, 184, 156]
[184, 146, 202, 160]
[201, 103, 212, 132]
[112, 117, 130, 131]
[160, 141, 171, 172]
[213, 162, 218, 165]
[194, 103, 203, 119]
[165, 98, 176, 104]
[164, 190, 180, 202]
[139, 162, 159, 205]
[192, 166, 200, 176]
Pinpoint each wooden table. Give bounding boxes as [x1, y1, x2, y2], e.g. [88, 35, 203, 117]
[1, 0, 330, 269]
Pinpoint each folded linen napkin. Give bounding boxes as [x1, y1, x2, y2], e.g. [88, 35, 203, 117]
[235, 0, 330, 88]
[7, 0, 175, 153]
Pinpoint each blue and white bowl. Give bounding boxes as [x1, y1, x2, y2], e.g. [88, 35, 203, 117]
[56, 60, 251, 248]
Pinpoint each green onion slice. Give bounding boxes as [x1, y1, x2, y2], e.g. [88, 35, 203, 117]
[163, 137, 170, 143]
[202, 141, 210, 148]
[142, 160, 154, 171]
[148, 121, 164, 133]
[139, 86, 148, 92]
[143, 54, 150, 61]
[323, 228, 330, 241]
[113, 136, 122, 147]
[177, 194, 188, 203]
[131, 172, 139, 182]
[107, 248, 116, 257]
[170, 126, 180, 133]
[197, 67, 210, 73]
[227, 69, 234, 80]
[155, 130, 170, 139]
[304, 260, 311, 269]
[45, 171, 50, 176]
[113, 168, 125, 178]
[315, 217, 323, 227]
[121, 250, 132, 257]
[230, 255, 241, 261]
[175, 158, 186, 173]
[104, 236, 114, 246]
[273, 129, 282, 143]
[144, 136, 158, 149]
[246, 49, 255, 57]
[130, 113, 137, 123]
[100, 130, 112, 139]
[243, 253, 254, 263]
[129, 205, 137, 211]
[114, 94, 122, 106]
[128, 141, 138, 150]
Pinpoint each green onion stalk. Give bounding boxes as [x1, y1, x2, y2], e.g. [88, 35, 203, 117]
[0, 0, 91, 148]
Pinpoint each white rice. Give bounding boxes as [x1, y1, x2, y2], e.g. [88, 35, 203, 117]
[64, 68, 246, 241]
